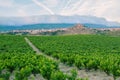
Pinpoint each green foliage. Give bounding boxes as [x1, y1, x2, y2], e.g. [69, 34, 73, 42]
[0, 70, 10, 80]
[29, 35, 120, 77]
[2, 35, 120, 79]
[66, 69, 77, 80]
[0, 36, 34, 53]
[0, 53, 59, 80]
[50, 71, 67, 80]
[0, 35, 80, 80]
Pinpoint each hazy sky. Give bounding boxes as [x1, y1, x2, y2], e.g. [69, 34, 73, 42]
[0, 0, 120, 22]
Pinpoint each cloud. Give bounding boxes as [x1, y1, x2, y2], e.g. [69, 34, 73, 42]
[60, 0, 120, 22]
[42, 0, 60, 8]
[17, 9, 28, 16]
[32, 0, 55, 15]
[0, 0, 120, 22]
[62, 0, 72, 10]
[0, 0, 13, 7]
[92, 0, 120, 22]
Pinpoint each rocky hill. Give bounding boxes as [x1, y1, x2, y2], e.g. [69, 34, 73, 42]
[63, 24, 96, 35]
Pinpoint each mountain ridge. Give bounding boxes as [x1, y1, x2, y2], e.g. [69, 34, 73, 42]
[0, 15, 120, 27]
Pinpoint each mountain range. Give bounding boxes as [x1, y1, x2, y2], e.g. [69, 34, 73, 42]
[0, 15, 120, 27]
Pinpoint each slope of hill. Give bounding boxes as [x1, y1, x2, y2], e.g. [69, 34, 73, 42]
[63, 24, 96, 34]
[0, 15, 120, 27]
[0, 23, 75, 32]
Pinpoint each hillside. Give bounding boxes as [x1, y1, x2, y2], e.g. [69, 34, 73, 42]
[1, 24, 120, 36]
[63, 24, 96, 34]
[0, 15, 120, 27]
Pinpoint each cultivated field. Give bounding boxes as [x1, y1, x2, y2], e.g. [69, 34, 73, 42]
[1, 35, 120, 80]
[0, 35, 84, 80]
[28, 35, 120, 79]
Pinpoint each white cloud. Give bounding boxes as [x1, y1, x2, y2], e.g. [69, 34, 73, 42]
[62, 0, 72, 10]
[17, 9, 28, 16]
[42, 0, 59, 8]
[0, 0, 120, 22]
[32, 0, 55, 15]
[60, 0, 120, 22]
[0, 0, 13, 7]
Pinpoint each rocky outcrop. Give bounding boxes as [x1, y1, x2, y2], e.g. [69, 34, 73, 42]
[69, 24, 85, 30]
[64, 24, 95, 34]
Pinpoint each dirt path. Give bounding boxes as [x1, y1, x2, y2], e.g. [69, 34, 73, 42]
[25, 37, 41, 54]
[25, 37, 115, 80]
[24, 37, 76, 71]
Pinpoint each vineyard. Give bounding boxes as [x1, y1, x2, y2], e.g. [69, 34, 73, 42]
[28, 35, 120, 79]
[0, 35, 83, 80]
[0, 36, 33, 53]
[1, 35, 120, 80]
